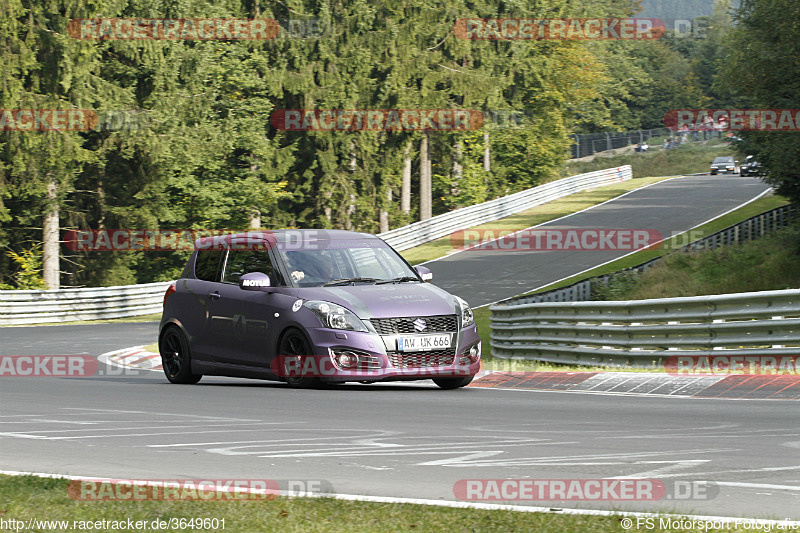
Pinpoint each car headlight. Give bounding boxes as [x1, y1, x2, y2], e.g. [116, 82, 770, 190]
[303, 301, 369, 332]
[455, 296, 474, 327]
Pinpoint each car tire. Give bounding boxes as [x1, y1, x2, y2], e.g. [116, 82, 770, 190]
[160, 326, 202, 384]
[433, 375, 474, 389]
[278, 328, 320, 389]
[710, 170, 717, 175]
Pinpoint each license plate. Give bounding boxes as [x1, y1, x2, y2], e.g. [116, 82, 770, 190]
[397, 334, 452, 352]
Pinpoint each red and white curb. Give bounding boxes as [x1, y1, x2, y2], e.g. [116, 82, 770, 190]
[96, 349, 800, 399]
[98, 346, 161, 372]
[471, 370, 800, 400]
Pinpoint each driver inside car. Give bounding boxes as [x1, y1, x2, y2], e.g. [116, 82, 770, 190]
[285, 250, 334, 283]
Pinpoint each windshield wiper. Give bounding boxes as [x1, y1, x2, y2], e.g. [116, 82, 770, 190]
[376, 276, 420, 284]
[322, 277, 382, 286]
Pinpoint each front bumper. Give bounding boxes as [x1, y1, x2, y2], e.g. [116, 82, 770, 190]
[711, 166, 737, 173]
[282, 325, 482, 382]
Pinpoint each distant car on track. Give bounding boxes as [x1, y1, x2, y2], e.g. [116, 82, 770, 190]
[710, 156, 739, 175]
[159, 230, 481, 389]
[739, 155, 762, 177]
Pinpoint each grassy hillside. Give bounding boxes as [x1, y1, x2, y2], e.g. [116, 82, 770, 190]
[566, 141, 736, 179]
[595, 224, 800, 301]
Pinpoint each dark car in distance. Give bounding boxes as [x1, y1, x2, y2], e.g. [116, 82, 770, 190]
[710, 156, 739, 175]
[159, 230, 481, 389]
[739, 155, 762, 177]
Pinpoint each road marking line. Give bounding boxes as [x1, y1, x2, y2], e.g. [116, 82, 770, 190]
[0, 470, 797, 525]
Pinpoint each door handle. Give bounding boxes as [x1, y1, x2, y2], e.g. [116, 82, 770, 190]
[209, 291, 221, 300]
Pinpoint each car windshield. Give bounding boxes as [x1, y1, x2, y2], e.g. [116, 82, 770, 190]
[713, 157, 734, 163]
[277, 239, 418, 287]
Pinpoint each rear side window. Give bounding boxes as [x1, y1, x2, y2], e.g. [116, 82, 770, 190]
[222, 250, 277, 284]
[194, 250, 223, 282]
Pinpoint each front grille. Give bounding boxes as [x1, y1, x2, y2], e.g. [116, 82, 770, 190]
[387, 349, 456, 368]
[370, 315, 458, 335]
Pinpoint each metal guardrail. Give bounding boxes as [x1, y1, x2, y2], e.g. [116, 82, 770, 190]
[379, 166, 631, 251]
[0, 282, 172, 326]
[683, 204, 796, 251]
[490, 289, 800, 366]
[0, 167, 631, 325]
[503, 204, 797, 306]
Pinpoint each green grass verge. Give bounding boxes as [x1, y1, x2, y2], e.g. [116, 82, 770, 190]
[0, 474, 754, 533]
[566, 140, 735, 179]
[400, 175, 676, 266]
[601, 223, 800, 301]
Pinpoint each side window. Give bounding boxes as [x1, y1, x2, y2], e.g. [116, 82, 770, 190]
[194, 250, 223, 282]
[222, 250, 276, 284]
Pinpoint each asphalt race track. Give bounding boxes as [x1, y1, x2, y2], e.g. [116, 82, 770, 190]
[427, 174, 773, 306]
[2, 174, 798, 521]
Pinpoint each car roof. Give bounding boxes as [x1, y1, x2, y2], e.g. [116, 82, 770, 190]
[713, 156, 734, 162]
[193, 229, 379, 250]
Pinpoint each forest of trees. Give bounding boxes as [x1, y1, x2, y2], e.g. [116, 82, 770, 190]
[721, 0, 800, 206]
[0, 0, 783, 289]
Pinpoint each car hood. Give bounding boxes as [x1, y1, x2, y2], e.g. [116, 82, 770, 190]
[294, 283, 459, 319]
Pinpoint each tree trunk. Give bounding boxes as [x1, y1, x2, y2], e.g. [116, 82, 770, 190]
[346, 193, 356, 230]
[346, 143, 357, 229]
[401, 140, 411, 214]
[249, 207, 261, 229]
[419, 133, 432, 220]
[379, 187, 391, 233]
[323, 186, 333, 223]
[483, 132, 490, 172]
[249, 158, 261, 229]
[452, 140, 463, 197]
[42, 175, 59, 290]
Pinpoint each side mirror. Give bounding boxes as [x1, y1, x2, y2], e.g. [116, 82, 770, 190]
[239, 272, 272, 291]
[415, 265, 433, 282]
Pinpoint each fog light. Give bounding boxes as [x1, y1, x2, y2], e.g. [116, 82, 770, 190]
[468, 344, 480, 363]
[336, 352, 357, 369]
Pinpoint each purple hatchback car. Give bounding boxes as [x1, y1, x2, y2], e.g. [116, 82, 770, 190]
[159, 230, 481, 389]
